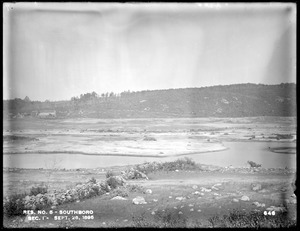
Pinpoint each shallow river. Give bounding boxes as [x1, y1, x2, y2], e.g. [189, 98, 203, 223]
[3, 142, 296, 169]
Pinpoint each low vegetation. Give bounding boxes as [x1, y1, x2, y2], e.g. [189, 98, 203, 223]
[135, 157, 203, 175]
[247, 160, 262, 168]
[208, 209, 296, 228]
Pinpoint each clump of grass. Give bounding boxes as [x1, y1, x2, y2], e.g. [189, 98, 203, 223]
[154, 207, 187, 227]
[132, 212, 157, 228]
[126, 184, 145, 193]
[143, 136, 157, 141]
[3, 193, 27, 217]
[132, 208, 187, 228]
[247, 160, 262, 168]
[208, 209, 296, 228]
[110, 187, 129, 198]
[29, 185, 48, 196]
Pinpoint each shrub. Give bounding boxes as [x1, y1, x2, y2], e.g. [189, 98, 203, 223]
[106, 170, 116, 178]
[3, 193, 27, 217]
[30, 185, 48, 196]
[106, 177, 120, 189]
[247, 161, 262, 168]
[88, 177, 97, 184]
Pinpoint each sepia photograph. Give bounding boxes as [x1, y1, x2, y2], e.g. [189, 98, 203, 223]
[3, 2, 296, 228]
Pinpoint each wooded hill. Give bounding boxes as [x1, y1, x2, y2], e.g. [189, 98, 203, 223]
[3, 83, 296, 118]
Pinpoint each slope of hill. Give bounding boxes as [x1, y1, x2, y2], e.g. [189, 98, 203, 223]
[3, 83, 296, 118]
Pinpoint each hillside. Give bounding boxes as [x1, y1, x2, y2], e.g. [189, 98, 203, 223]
[3, 83, 296, 118]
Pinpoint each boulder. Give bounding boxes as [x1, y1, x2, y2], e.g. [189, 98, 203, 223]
[240, 195, 250, 201]
[111, 196, 128, 200]
[132, 196, 147, 205]
[252, 183, 262, 191]
[233, 198, 239, 202]
[145, 189, 152, 194]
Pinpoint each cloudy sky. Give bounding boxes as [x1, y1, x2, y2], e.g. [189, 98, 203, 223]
[3, 3, 296, 101]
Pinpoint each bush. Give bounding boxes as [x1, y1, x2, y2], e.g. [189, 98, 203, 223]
[3, 193, 27, 217]
[106, 170, 116, 178]
[106, 177, 120, 189]
[88, 177, 97, 184]
[247, 161, 262, 168]
[30, 185, 48, 196]
[161, 157, 198, 171]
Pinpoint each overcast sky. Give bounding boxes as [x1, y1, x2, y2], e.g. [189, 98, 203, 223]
[3, 3, 296, 101]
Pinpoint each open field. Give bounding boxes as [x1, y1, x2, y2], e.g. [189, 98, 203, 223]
[2, 116, 297, 228]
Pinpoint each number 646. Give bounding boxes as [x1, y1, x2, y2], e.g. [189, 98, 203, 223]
[264, 210, 275, 216]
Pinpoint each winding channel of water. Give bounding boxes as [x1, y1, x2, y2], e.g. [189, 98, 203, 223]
[3, 142, 296, 169]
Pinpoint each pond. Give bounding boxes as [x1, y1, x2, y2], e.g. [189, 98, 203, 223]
[3, 142, 296, 170]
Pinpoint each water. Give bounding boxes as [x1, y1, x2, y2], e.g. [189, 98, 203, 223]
[3, 142, 296, 169]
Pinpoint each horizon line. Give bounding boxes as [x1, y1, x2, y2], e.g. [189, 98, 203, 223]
[3, 82, 296, 102]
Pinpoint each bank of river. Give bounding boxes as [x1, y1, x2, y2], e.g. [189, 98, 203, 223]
[3, 142, 296, 170]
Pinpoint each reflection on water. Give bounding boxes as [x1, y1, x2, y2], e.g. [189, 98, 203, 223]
[3, 142, 296, 169]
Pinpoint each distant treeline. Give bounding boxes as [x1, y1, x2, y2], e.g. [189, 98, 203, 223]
[3, 83, 296, 118]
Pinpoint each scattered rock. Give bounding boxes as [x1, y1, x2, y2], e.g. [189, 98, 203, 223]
[174, 207, 177, 209]
[132, 196, 147, 205]
[145, 189, 152, 194]
[178, 211, 183, 214]
[153, 199, 158, 202]
[233, 199, 239, 202]
[76, 200, 80, 203]
[175, 169, 179, 172]
[175, 196, 185, 201]
[258, 189, 268, 193]
[169, 196, 172, 199]
[213, 193, 219, 196]
[200, 187, 211, 192]
[266, 206, 287, 212]
[51, 205, 57, 209]
[123, 219, 128, 222]
[213, 183, 222, 187]
[111, 196, 128, 200]
[253, 202, 265, 207]
[192, 185, 198, 189]
[211, 186, 219, 191]
[197, 209, 201, 212]
[240, 195, 250, 201]
[151, 211, 155, 215]
[190, 208, 194, 211]
[189, 204, 194, 207]
[193, 191, 201, 195]
[252, 183, 262, 191]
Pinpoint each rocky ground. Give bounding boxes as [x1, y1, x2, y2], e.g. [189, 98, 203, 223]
[3, 164, 297, 228]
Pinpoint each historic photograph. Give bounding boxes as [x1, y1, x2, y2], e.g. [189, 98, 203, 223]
[3, 3, 296, 228]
